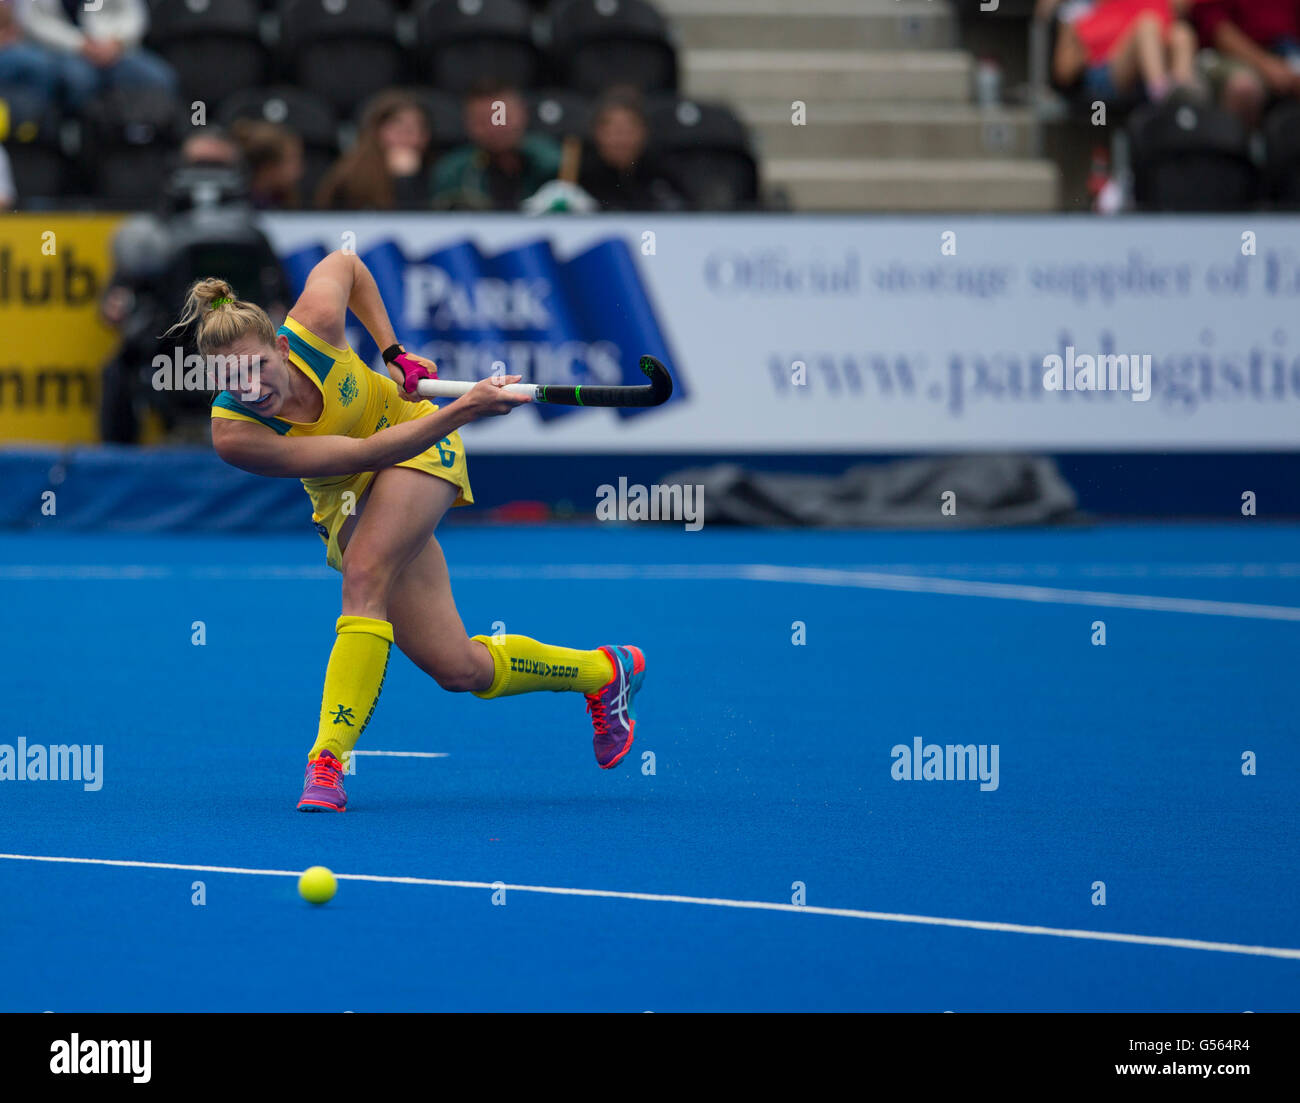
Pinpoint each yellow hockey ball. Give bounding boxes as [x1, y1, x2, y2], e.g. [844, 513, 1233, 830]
[298, 866, 337, 905]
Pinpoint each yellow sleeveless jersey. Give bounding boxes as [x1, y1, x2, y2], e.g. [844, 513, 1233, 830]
[210, 316, 472, 571]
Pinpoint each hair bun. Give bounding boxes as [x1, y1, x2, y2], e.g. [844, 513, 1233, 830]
[198, 278, 235, 303]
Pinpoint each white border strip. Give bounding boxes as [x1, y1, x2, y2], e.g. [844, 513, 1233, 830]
[1, 852, 1296, 961]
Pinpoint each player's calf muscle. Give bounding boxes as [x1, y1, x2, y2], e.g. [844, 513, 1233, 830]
[432, 645, 490, 693]
[395, 634, 492, 693]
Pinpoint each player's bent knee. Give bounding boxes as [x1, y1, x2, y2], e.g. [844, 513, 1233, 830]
[340, 554, 395, 613]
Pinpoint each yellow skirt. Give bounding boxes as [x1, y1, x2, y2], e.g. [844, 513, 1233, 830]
[305, 406, 473, 573]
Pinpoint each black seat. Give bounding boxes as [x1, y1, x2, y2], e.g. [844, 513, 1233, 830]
[414, 0, 541, 93]
[81, 87, 186, 210]
[0, 87, 65, 206]
[527, 88, 592, 140]
[1127, 97, 1257, 212]
[646, 96, 758, 210]
[1262, 99, 1300, 209]
[149, 0, 270, 108]
[219, 86, 340, 199]
[547, 0, 677, 95]
[278, 0, 404, 115]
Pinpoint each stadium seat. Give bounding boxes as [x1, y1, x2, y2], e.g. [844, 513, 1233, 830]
[1262, 99, 1300, 210]
[81, 88, 186, 210]
[1126, 98, 1257, 213]
[219, 86, 341, 200]
[149, 0, 270, 109]
[527, 88, 592, 141]
[646, 96, 758, 211]
[360, 87, 466, 157]
[277, 0, 404, 116]
[413, 0, 542, 93]
[0, 88, 66, 206]
[546, 0, 677, 96]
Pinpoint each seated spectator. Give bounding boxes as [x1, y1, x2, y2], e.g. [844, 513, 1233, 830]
[431, 80, 560, 211]
[179, 128, 243, 168]
[231, 119, 304, 210]
[100, 129, 247, 328]
[19, 0, 178, 114]
[98, 148, 291, 443]
[577, 87, 684, 212]
[1190, 0, 1300, 129]
[1050, 0, 1200, 106]
[0, 0, 59, 110]
[0, 143, 14, 209]
[316, 90, 431, 210]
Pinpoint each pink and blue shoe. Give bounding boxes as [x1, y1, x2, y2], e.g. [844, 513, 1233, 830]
[586, 645, 646, 769]
[297, 750, 347, 812]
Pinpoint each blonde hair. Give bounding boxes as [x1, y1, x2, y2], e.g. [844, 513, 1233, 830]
[168, 278, 276, 356]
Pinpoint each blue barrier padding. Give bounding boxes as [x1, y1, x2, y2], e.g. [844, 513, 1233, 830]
[0, 446, 307, 532]
[3, 447, 1299, 530]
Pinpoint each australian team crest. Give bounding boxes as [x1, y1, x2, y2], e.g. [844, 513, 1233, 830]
[338, 372, 359, 406]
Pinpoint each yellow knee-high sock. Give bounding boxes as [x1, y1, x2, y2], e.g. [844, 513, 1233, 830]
[471, 634, 614, 699]
[308, 615, 393, 764]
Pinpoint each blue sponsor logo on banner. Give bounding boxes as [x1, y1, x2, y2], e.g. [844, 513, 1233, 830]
[282, 236, 684, 421]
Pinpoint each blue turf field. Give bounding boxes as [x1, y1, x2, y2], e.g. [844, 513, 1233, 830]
[1, 522, 1297, 1011]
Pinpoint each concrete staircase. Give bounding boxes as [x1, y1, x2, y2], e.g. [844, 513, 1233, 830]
[658, 0, 1060, 211]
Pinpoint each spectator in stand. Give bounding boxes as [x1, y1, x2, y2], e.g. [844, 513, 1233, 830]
[231, 119, 305, 210]
[577, 87, 684, 212]
[1049, 0, 1201, 106]
[19, 0, 178, 114]
[180, 128, 243, 168]
[0, 143, 15, 209]
[1190, 0, 1300, 129]
[0, 0, 59, 110]
[316, 90, 431, 210]
[431, 80, 560, 211]
[99, 129, 248, 330]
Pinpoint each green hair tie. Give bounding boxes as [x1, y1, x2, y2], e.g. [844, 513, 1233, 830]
[209, 297, 235, 310]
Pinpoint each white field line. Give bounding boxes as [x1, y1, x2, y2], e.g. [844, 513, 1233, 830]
[352, 750, 449, 759]
[735, 564, 1300, 621]
[0, 852, 1297, 961]
[3, 562, 1300, 621]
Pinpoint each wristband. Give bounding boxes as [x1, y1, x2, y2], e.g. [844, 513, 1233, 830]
[392, 351, 437, 394]
[381, 343, 405, 365]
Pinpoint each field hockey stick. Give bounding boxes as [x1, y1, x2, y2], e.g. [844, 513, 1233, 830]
[414, 355, 674, 408]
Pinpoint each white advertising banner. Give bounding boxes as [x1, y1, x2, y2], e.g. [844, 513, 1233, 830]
[261, 213, 1300, 452]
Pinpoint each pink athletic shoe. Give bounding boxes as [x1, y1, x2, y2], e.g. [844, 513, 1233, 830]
[585, 645, 646, 769]
[297, 750, 347, 812]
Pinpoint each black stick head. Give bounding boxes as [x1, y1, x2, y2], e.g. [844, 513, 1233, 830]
[638, 355, 674, 406]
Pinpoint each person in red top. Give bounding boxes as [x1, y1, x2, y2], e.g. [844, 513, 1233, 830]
[1189, 0, 1300, 128]
[1047, 0, 1200, 105]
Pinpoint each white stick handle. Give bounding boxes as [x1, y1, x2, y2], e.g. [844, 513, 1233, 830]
[415, 379, 539, 400]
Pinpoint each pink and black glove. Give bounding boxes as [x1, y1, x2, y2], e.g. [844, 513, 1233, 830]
[382, 343, 438, 401]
